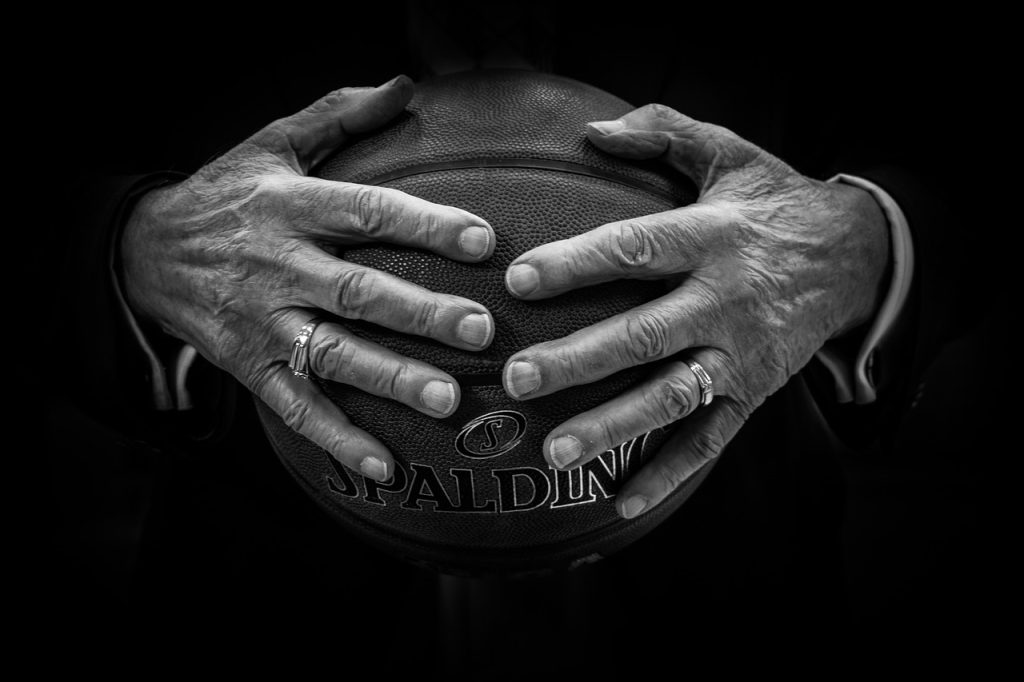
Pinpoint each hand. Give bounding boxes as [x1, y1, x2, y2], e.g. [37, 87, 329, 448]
[501, 104, 889, 518]
[121, 76, 496, 481]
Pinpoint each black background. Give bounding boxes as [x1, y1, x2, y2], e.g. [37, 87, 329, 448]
[24, 3, 1013, 674]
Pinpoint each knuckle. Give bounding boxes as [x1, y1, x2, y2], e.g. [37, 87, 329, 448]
[308, 333, 356, 378]
[248, 175, 291, 209]
[245, 363, 276, 398]
[642, 103, 694, 131]
[704, 121, 738, 143]
[552, 344, 592, 385]
[306, 88, 354, 114]
[410, 205, 446, 246]
[595, 418, 625, 453]
[251, 121, 291, 155]
[657, 374, 695, 423]
[280, 398, 314, 435]
[646, 103, 677, 120]
[352, 185, 386, 238]
[320, 432, 349, 461]
[360, 355, 408, 401]
[612, 222, 653, 270]
[712, 205, 748, 247]
[334, 268, 373, 317]
[691, 428, 727, 462]
[383, 361, 411, 400]
[708, 125, 759, 167]
[411, 297, 442, 336]
[624, 311, 671, 362]
[563, 245, 597, 282]
[718, 203, 746, 230]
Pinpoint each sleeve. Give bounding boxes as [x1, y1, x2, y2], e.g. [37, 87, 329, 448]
[108, 174, 189, 411]
[813, 174, 915, 405]
[59, 172, 237, 447]
[800, 160, 973, 448]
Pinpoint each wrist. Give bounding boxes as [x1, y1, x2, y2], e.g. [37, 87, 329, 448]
[829, 180, 891, 338]
[119, 182, 180, 328]
[815, 172, 915, 406]
[103, 173, 190, 411]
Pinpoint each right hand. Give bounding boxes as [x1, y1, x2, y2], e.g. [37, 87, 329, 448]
[120, 75, 496, 481]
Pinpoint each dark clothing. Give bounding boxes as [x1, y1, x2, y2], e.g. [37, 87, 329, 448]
[36, 6, 1010, 674]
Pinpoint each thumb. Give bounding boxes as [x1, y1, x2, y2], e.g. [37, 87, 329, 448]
[586, 103, 756, 191]
[254, 74, 414, 174]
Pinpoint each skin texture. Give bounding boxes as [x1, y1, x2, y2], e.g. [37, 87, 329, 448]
[123, 83, 888, 515]
[121, 76, 497, 482]
[501, 104, 889, 519]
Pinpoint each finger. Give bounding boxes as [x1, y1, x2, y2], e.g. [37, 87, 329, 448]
[289, 317, 461, 418]
[505, 203, 729, 299]
[585, 103, 759, 190]
[291, 248, 495, 351]
[503, 288, 716, 399]
[290, 178, 495, 262]
[250, 74, 414, 174]
[615, 400, 746, 519]
[255, 363, 394, 482]
[541, 350, 728, 470]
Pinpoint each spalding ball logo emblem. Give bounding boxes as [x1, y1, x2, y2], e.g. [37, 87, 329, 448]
[455, 410, 527, 459]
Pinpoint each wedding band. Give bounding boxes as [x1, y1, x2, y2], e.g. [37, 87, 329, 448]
[289, 317, 324, 379]
[687, 360, 714, 407]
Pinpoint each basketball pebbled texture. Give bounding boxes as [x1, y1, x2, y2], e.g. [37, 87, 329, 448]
[255, 70, 704, 574]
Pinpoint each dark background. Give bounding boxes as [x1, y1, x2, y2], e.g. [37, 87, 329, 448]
[24, 3, 1013, 673]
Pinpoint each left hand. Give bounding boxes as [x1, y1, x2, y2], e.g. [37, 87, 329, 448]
[501, 104, 890, 519]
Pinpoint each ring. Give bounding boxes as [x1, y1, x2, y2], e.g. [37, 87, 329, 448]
[686, 360, 714, 407]
[289, 317, 324, 379]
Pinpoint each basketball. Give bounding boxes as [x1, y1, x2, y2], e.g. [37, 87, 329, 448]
[255, 70, 702, 574]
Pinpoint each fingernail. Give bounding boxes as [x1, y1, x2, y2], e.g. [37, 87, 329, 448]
[621, 495, 648, 519]
[506, 361, 541, 398]
[456, 313, 492, 347]
[360, 456, 389, 482]
[459, 226, 491, 259]
[379, 74, 406, 89]
[506, 264, 539, 297]
[588, 120, 626, 135]
[420, 380, 456, 415]
[549, 435, 583, 469]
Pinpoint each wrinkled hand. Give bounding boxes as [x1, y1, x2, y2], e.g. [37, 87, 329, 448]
[121, 76, 496, 481]
[502, 104, 889, 518]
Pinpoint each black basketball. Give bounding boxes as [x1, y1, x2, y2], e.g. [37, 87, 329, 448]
[255, 70, 704, 574]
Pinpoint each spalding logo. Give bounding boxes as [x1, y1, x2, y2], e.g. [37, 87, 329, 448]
[323, 431, 657, 513]
[454, 410, 527, 459]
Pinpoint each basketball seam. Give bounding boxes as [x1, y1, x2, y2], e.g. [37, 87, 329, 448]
[361, 158, 686, 203]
